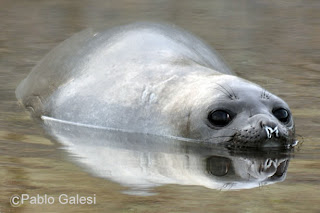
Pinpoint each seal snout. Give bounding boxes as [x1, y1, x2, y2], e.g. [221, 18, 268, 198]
[231, 114, 293, 148]
[259, 119, 279, 139]
[259, 118, 278, 130]
[257, 116, 280, 139]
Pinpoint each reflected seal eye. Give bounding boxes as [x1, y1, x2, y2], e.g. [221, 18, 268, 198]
[206, 156, 231, 177]
[208, 110, 233, 127]
[273, 108, 290, 124]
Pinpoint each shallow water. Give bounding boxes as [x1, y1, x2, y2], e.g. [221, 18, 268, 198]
[1, 0, 320, 212]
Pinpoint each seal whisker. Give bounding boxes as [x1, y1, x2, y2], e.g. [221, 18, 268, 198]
[261, 89, 265, 99]
[224, 138, 234, 144]
[215, 83, 234, 100]
[225, 83, 238, 99]
[215, 87, 233, 100]
[261, 89, 271, 100]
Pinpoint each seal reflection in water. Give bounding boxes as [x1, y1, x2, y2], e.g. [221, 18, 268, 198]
[43, 119, 292, 194]
[16, 22, 297, 148]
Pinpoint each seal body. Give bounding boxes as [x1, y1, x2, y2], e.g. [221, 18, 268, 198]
[16, 22, 295, 148]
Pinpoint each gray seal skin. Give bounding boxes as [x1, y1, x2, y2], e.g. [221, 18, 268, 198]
[16, 22, 296, 148]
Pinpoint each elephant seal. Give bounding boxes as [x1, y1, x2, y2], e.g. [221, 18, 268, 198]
[16, 22, 296, 148]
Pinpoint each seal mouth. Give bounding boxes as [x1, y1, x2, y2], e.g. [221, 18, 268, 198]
[226, 136, 299, 150]
[262, 138, 299, 149]
[226, 125, 298, 149]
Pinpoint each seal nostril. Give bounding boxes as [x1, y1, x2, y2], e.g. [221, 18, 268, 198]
[260, 119, 278, 129]
[265, 126, 279, 139]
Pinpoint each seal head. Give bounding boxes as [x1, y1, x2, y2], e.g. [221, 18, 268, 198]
[171, 75, 295, 148]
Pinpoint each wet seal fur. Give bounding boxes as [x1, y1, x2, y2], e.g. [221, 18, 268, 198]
[16, 22, 296, 149]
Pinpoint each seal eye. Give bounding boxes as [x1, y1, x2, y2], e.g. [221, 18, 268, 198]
[273, 108, 290, 124]
[208, 110, 233, 127]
